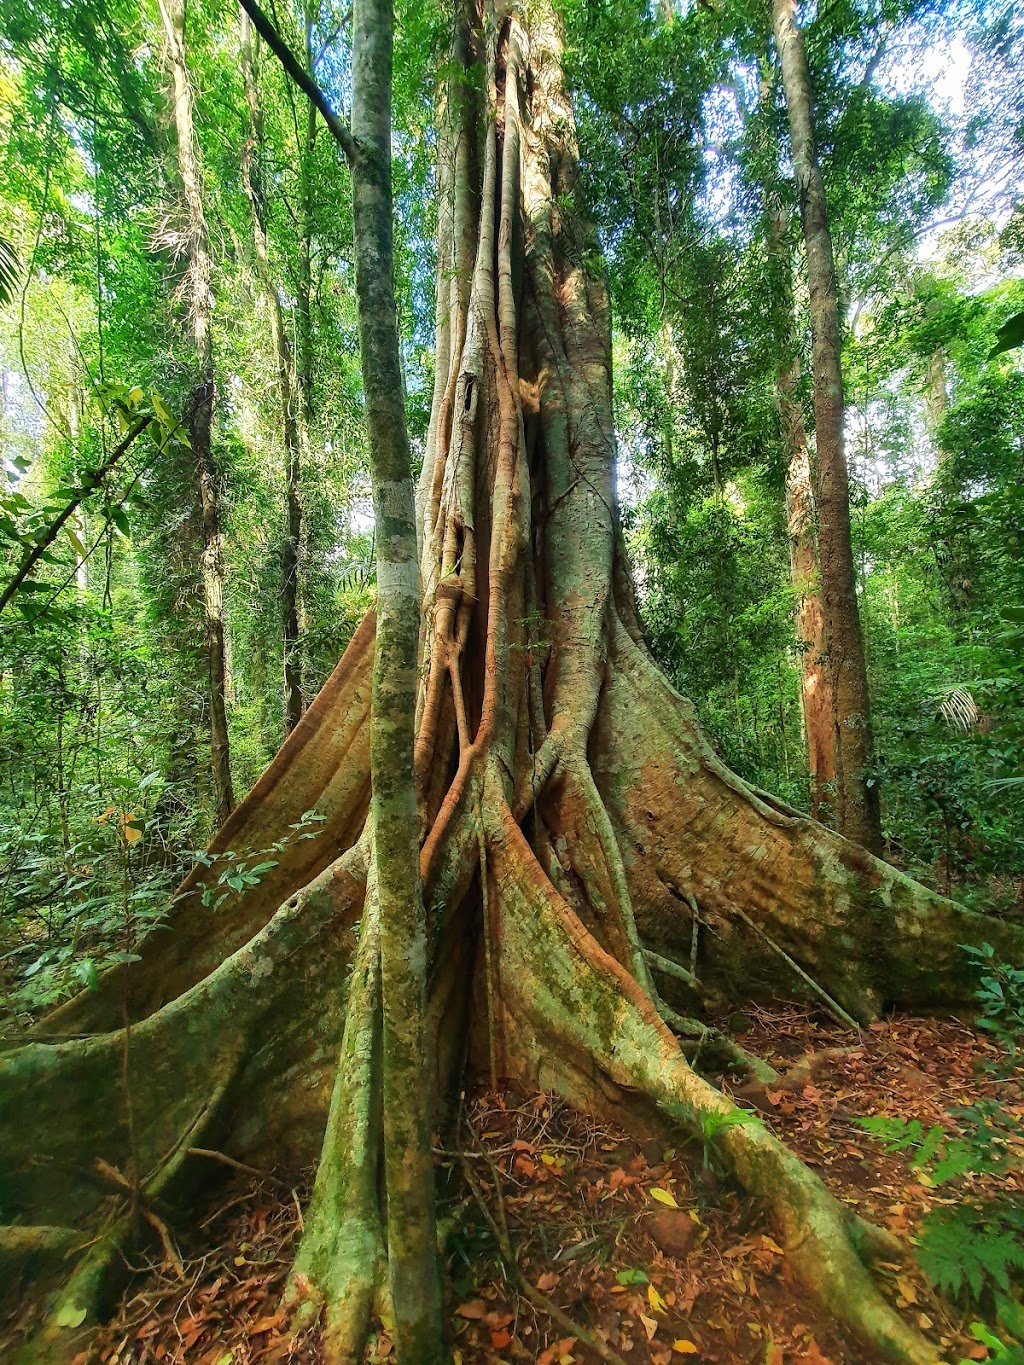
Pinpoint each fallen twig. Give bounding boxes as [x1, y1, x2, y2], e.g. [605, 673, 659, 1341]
[459, 1125, 630, 1365]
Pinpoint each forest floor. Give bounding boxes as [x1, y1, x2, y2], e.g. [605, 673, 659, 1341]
[83, 1005, 1023, 1365]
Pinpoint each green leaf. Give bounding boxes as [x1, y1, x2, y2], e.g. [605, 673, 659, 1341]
[615, 1268, 649, 1285]
[64, 525, 86, 559]
[54, 1303, 88, 1329]
[989, 311, 1024, 358]
[74, 960, 99, 991]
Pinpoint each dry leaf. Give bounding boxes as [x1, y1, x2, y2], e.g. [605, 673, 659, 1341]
[639, 1312, 658, 1341]
[896, 1275, 917, 1304]
[537, 1336, 576, 1365]
[673, 1342, 699, 1355]
[455, 1300, 487, 1320]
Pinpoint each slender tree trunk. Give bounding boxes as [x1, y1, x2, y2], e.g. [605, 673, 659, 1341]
[781, 359, 836, 817]
[160, 0, 234, 826]
[295, 44, 317, 428]
[349, 0, 444, 1349]
[926, 346, 948, 436]
[772, 0, 882, 854]
[66, 388, 88, 597]
[767, 207, 836, 818]
[239, 9, 305, 733]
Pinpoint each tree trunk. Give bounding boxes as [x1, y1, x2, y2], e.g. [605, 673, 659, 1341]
[926, 346, 948, 437]
[767, 206, 836, 817]
[4, 4, 1019, 1364]
[160, 0, 234, 825]
[782, 357, 837, 816]
[346, 0, 444, 1353]
[239, 9, 305, 733]
[771, 0, 882, 854]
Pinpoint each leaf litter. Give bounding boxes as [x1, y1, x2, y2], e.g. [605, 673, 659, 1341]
[87, 1005, 1019, 1363]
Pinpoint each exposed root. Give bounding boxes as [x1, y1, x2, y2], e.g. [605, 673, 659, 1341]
[14, 1075, 218, 1365]
[37, 616, 375, 1035]
[0, 849, 365, 1363]
[488, 800, 941, 1364]
[599, 619, 1024, 1020]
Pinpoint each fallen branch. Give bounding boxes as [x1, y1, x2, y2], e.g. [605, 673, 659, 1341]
[140, 1207, 185, 1280]
[187, 1146, 288, 1188]
[727, 903, 861, 1030]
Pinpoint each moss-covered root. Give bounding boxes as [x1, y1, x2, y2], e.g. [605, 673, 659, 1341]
[13, 1082, 222, 1365]
[286, 909, 385, 1364]
[489, 804, 941, 1365]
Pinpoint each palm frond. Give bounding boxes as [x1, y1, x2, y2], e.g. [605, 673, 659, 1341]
[937, 685, 979, 734]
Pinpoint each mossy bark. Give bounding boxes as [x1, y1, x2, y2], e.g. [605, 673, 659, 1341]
[159, 0, 234, 825]
[239, 8, 306, 734]
[4, 3, 1020, 1363]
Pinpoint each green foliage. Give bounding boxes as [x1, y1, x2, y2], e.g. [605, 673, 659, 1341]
[697, 1106, 764, 1171]
[989, 311, 1024, 358]
[192, 807, 325, 911]
[918, 1205, 1024, 1303]
[959, 1323, 1024, 1365]
[858, 947, 1024, 1341]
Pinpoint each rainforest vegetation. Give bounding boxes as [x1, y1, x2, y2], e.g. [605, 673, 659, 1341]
[1, 0, 1023, 1360]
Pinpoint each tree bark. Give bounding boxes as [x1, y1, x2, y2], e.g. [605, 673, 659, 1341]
[766, 206, 836, 818]
[160, 0, 234, 825]
[347, 0, 445, 1353]
[239, 9, 305, 733]
[771, 0, 882, 854]
[926, 346, 948, 436]
[295, 9, 317, 429]
[782, 358, 837, 815]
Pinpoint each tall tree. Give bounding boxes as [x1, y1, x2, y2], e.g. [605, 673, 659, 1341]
[239, 0, 444, 1356]
[767, 201, 836, 817]
[771, 0, 883, 852]
[239, 9, 305, 733]
[159, 0, 234, 823]
[5, 6, 1021, 1365]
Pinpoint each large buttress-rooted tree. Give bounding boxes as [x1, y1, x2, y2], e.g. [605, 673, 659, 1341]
[3, 4, 1022, 1363]
[771, 0, 882, 853]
